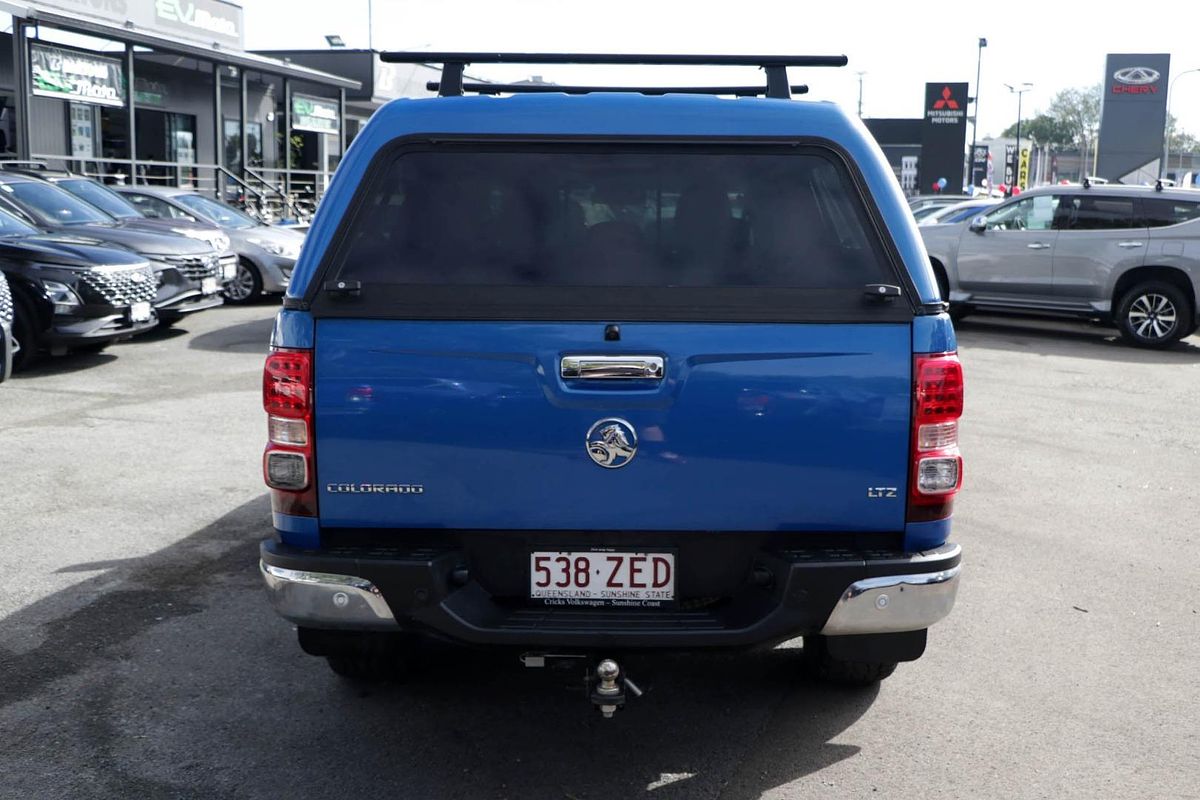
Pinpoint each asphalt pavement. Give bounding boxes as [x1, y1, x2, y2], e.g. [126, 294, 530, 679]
[1, 304, 1198, 799]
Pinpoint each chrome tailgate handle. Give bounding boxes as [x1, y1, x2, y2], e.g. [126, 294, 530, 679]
[561, 355, 664, 380]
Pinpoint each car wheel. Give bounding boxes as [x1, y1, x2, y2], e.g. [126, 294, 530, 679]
[1116, 281, 1191, 349]
[11, 293, 40, 371]
[224, 259, 263, 304]
[802, 635, 897, 686]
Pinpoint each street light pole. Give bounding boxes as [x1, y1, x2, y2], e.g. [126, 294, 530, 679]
[969, 37, 987, 189]
[1163, 67, 1200, 180]
[1005, 82, 1033, 190]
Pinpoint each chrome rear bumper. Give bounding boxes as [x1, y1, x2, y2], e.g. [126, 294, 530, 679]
[819, 556, 961, 636]
[260, 562, 396, 630]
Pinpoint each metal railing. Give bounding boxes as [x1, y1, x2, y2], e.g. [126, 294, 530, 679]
[25, 154, 324, 225]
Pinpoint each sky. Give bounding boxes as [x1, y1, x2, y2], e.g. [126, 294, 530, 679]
[244, 0, 1200, 140]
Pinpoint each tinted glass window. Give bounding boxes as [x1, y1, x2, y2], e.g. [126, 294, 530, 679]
[2, 181, 112, 225]
[985, 195, 1059, 231]
[58, 179, 139, 219]
[1141, 198, 1200, 228]
[175, 195, 257, 229]
[124, 193, 194, 221]
[0, 207, 38, 236]
[329, 147, 893, 289]
[1057, 195, 1136, 231]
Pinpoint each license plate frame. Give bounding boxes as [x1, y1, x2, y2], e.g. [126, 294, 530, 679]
[129, 301, 152, 323]
[529, 550, 676, 607]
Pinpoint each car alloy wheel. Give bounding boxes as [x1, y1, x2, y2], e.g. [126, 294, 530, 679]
[1126, 292, 1178, 342]
[225, 261, 259, 303]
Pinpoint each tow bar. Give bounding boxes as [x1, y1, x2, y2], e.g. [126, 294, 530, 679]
[520, 653, 644, 717]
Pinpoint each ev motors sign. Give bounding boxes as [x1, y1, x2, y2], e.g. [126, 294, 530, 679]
[30, 0, 243, 50]
[30, 43, 125, 108]
[154, 0, 242, 48]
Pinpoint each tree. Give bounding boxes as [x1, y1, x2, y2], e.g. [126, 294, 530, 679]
[1001, 113, 1074, 146]
[1166, 113, 1200, 154]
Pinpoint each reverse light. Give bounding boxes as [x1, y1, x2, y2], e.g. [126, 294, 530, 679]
[268, 415, 307, 446]
[263, 347, 317, 516]
[908, 353, 964, 522]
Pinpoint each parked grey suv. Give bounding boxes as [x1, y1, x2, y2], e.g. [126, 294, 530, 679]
[921, 184, 1200, 348]
[115, 186, 303, 304]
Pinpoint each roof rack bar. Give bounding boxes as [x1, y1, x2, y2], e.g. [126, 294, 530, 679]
[386, 52, 846, 98]
[425, 82, 811, 97]
[382, 52, 849, 68]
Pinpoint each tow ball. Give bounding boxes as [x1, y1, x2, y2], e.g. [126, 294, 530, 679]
[519, 653, 644, 717]
[590, 658, 643, 718]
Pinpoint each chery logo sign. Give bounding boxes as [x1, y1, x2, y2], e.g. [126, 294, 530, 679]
[1112, 66, 1161, 94]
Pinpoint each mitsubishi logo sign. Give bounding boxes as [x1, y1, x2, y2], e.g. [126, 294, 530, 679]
[932, 86, 960, 110]
[1112, 66, 1161, 94]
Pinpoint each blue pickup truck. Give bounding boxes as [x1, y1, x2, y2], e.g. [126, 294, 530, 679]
[258, 54, 964, 710]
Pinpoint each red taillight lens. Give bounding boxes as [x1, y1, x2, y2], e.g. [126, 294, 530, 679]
[908, 352, 964, 522]
[263, 347, 317, 516]
[264, 349, 312, 418]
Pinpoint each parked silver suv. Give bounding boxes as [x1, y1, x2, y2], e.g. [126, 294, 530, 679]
[920, 184, 1200, 348]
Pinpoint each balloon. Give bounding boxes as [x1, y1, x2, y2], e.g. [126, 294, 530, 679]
[937, 177, 948, 189]
[1011, 186, 1022, 196]
[932, 181, 940, 191]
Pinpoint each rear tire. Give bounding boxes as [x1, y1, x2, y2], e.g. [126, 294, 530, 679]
[297, 628, 412, 684]
[326, 652, 406, 683]
[1116, 281, 1191, 348]
[803, 635, 898, 686]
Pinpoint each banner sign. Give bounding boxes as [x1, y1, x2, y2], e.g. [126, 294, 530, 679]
[1096, 53, 1171, 183]
[918, 82, 968, 194]
[291, 94, 339, 135]
[1004, 144, 1016, 186]
[30, 43, 125, 108]
[1018, 148, 1031, 189]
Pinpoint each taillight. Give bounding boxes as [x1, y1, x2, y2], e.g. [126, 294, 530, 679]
[263, 348, 317, 516]
[907, 352, 963, 522]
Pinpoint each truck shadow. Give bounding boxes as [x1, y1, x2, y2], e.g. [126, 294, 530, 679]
[956, 315, 1200, 363]
[187, 315, 275, 353]
[0, 495, 881, 799]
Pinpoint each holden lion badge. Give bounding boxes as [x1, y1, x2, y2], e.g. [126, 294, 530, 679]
[586, 418, 638, 469]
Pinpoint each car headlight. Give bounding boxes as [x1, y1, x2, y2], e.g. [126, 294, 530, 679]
[42, 279, 82, 314]
[247, 237, 300, 259]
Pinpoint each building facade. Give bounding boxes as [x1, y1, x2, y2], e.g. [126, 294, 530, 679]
[0, 1, 360, 215]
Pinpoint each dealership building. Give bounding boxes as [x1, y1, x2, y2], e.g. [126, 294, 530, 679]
[0, 0, 403, 210]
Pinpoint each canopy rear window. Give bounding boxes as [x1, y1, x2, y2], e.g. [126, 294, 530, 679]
[313, 142, 910, 322]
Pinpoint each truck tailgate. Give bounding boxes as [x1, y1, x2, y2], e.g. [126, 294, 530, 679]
[314, 320, 911, 531]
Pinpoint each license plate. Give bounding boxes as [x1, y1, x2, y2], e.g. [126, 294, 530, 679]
[201, 277, 218, 295]
[530, 551, 675, 604]
[129, 301, 152, 323]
